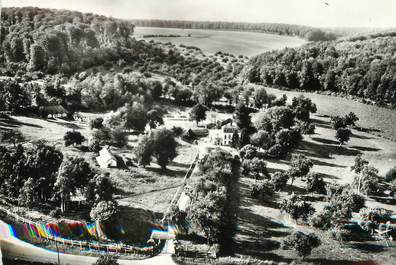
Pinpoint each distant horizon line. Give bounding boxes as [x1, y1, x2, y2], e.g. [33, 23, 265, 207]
[2, 5, 396, 30]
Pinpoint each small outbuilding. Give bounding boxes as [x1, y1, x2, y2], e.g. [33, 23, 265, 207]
[96, 146, 118, 169]
[40, 105, 68, 118]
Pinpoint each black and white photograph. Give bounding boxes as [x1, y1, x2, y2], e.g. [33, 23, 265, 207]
[0, 0, 395, 264]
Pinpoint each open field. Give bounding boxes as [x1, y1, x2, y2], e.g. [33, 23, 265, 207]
[262, 86, 396, 141]
[134, 27, 307, 57]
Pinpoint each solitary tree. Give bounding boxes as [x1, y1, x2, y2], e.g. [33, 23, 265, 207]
[151, 129, 178, 170]
[18, 178, 36, 208]
[385, 167, 396, 183]
[242, 157, 269, 180]
[291, 95, 317, 122]
[253, 87, 268, 109]
[133, 135, 153, 167]
[189, 103, 208, 126]
[305, 172, 326, 194]
[344, 112, 359, 127]
[234, 103, 252, 130]
[231, 131, 240, 149]
[280, 194, 315, 223]
[147, 108, 164, 129]
[282, 231, 321, 260]
[351, 155, 369, 174]
[64, 130, 85, 147]
[289, 154, 313, 183]
[270, 171, 289, 191]
[335, 128, 351, 146]
[55, 157, 94, 212]
[90, 117, 104, 130]
[110, 127, 128, 148]
[239, 128, 250, 149]
[86, 174, 116, 206]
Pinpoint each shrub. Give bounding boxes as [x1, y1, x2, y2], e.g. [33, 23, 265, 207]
[338, 192, 366, 213]
[305, 172, 326, 194]
[89, 140, 101, 153]
[90, 200, 119, 222]
[251, 180, 275, 201]
[268, 144, 287, 158]
[49, 208, 62, 218]
[171, 126, 184, 137]
[270, 172, 289, 191]
[280, 194, 315, 223]
[282, 231, 321, 259]
[242, 157, 270, 180]
[385, 167, 396, 182]
[310, 201, 351, 230]
[358, 207, 392, 223]
[93, 254, 119, 265]
[90, 117, 104, 130]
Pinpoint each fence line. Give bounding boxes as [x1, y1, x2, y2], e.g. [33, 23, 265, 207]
[162, 149, 200, 224]
[0, 201, 154, 255]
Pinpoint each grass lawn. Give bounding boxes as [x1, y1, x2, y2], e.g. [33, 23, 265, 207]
[234, 113, 396, 265]
[0, 113, 198, 243]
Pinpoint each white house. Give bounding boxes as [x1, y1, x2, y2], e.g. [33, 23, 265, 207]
[208, 125, 239, 146]
[96, 146, 118, 169]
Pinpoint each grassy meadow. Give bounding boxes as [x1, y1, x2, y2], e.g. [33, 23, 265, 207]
[134, 27, 307, 57]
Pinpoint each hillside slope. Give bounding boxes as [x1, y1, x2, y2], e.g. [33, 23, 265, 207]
[243, 34, 396, 107]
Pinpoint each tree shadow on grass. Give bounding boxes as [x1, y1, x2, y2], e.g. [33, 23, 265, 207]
[169, 161, 191, 168]
[351, 132, 374, 140]
[47, 119, 82, 129]
[145, 166, 187, 177]
[318, 172, 341, 180]
[0, 117, 43, 128]
[350, 146, 381, 152]
[311, 118, 333, 129]
[284, 183, 307, 195]
[235, 239, 282, 258]
[349, 243, 387, 253]
[298, 140, 361, 159]
[311, 137, 340, 145]
[307, 258, 356, 265]
[261, 229, 291, 238]
[267, 167, 285, 175]
[310, 157, 348, 168]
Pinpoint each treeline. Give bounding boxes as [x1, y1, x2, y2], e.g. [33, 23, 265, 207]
[0, 143, 117, 216]
[0, 7, 135, 74]
[244, 35, 396, 107]
[131, 19, 338, 41]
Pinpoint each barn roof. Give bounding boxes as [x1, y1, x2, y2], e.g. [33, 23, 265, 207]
[41, 105, 67, 114]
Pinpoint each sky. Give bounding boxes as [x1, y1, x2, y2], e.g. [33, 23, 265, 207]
[2, 0, 396, 28]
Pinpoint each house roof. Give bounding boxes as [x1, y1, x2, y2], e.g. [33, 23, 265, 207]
[41, 105, 67, 114]
[223, 126, 238, 134]
[98, 146, 116, 163]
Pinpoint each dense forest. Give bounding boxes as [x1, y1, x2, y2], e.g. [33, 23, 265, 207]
[0, 7, 135, 74]
[244, 35, 396, 107]
[0, 7, 246, 117]
[131, 19, 338, 41]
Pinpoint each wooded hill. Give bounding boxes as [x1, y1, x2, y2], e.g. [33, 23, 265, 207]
[0, 7, 135, 73]
[244, 34, 396, 107]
